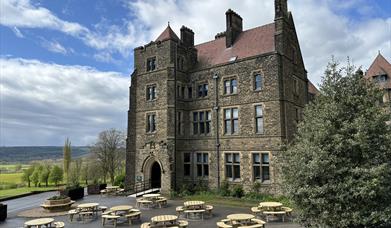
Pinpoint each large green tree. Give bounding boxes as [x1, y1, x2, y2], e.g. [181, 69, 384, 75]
[49, 165, 63, 186]
[63, 137, 72, 183]
[281, 60, 391, 227]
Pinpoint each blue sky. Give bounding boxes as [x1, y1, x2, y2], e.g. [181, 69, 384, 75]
[0, 0, 390, 146]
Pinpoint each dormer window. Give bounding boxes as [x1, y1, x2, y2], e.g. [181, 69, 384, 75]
[147, 57, 156, 71]
[374, 74, 387, 83]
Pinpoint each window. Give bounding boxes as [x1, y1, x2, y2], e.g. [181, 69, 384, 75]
[225, 153, 240, 180]
[293, 77, 299, 95]
[193, 111, 211, 135]
[255, 105, 264, 134]
[146, 85, 156, 101]
[177, 56, 184, 70]
[188, 87, 192, 99]
[181, 87, 185, 99]
[253, 153, 270, 182]
[254, 74, 262, 90]
[177, 111, 182, 135]
[147, 57, 156, 71]
[198, 83, 208, 97]
[295, 108, 299, 124]
[224, 79, 237, 95]
[196, 153, 209, 177]
[183, 153, 191, 176]
[146, 114, 156, 133]
[224, 108, 238, 134]
[374, 74, 387, 83]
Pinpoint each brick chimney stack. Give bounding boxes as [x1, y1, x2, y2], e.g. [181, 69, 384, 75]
[225, 9, 242, 48]
[180, 26, 194, 47]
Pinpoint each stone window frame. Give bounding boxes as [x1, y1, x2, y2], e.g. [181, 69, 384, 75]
[192, 110, 212, 136]
[183, 152, 192, 177]
[177, 111, 183, 135]
[251, 151, 271, 184]
[146, 56, 157, 72]
[251, 69, 265, 92]
[145, 84, 157, 101]
[187, 86, 193, 99]
[221, 74, 239, 96]
[176, 55, 185, 71]
[196, 152, 209, 178]
[224, 151, 241, 182]
[222, 106, 240, 135]
[145, 112, 157, 134]
[253, 103, 265, 134]
[292, 75, 299, 97]
[196, 80, 209, 98]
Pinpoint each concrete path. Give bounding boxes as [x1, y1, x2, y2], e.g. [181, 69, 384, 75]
[0, 192, 302, 228]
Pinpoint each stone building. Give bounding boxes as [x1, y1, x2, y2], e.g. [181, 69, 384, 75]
[364, 53, 391, 110]
[126, 0, 313, 194]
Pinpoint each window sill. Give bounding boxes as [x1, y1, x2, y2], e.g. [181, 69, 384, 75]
[146, 132, 157, 135]
[255, 180, 271, 185]
[222, 93, 238, 97]
[227, 178, 241, 183]
[254, 88, 263, 92]
[146, 99, 157, 102]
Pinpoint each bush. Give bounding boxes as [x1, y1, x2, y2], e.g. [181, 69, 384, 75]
[219, 180, 230, 196]
[47, 195, 68, 200]
[231, 184, 244, 198]
[113, 174, 125, 188]
[178, 184, 192, 197]
[252, 182, 261, 193]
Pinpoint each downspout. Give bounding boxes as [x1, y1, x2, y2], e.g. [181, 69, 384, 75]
[174, 42, 178, 191]
[213, 73, 220, 189]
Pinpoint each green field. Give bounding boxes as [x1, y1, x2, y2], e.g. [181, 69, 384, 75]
[0, 172, 23, 183]
[0, 186, 58, 200]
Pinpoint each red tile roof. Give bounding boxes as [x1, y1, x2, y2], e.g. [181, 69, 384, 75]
[308, 81, 319, 95]
[194, 23, 275, 68]
[155, 25, 180, 42]
[365, 53, 391, 89]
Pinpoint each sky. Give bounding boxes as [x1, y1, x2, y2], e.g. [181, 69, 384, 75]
[0, 0, 390, 146]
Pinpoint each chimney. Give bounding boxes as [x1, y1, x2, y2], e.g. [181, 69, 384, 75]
[275, 0, 288, 19]
[225, 9, 242, 48]
[180, 26, 194, 47]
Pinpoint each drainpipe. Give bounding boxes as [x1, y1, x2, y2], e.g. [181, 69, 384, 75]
[174, 42, 178, 191]
[213, 73, 221, 189]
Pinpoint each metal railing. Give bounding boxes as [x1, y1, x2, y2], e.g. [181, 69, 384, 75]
[126, 179, 160, 196]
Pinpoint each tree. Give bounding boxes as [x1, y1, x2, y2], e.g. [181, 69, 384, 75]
[280, 60, 391, 227]
[39, 165, 51, 187]
[49, 165, 63, 186]
[21, 166, 35, 187]
[68, 159, 82, 187]
[63, 137, 72, 184]
[91, 129, 125, 184]
[31, 167, 40, 187]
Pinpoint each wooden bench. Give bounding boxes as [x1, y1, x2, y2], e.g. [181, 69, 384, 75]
[176, 206, 185, 217]
[184, 209, 205, 220]
[205, 205, 213, 217]
[263, 211, 286, 222]
[40, 200, 75, 212]
[102, 214, 120, 227]
[79, 211, 94, 222]
[100, 189, 107, 196]
[156, 197, 168, 208]
[251, 218, 266, 225]
[237, 224, 265, 228]
[136, 199, 154, 209]
[178, 219, 189, 227]
[98, 206, 108, 213]
[251, 206, 262, 217]
[217, 221, 233, 228]
[125, 211, 141, 224]
[281, 206, 293, 216]
[67, 209, 79, 222]
[53, 221, 65, 228]
[140, 222, 150, 228]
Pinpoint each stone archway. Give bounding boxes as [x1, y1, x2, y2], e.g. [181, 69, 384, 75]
[150, 162, 161, 188]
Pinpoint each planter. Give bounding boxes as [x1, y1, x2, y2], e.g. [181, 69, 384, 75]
[87, 183, 107, 195]
[60, 187, 84, 200]
[44, 197, 71, 206]
[0, 204, 7, 221]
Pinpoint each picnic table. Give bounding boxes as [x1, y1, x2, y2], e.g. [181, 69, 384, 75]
[259, 202, 282, 210]
[25, 218, 54, 228]
[184, 201, 204, 208]
[227, 213, 255, 224]
[110, 205, 133, 215]
[151, 215, 178, 227]
[143, 193, 161, 199]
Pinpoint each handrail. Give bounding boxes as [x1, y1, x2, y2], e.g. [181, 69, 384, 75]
[126, 179, 160, 196]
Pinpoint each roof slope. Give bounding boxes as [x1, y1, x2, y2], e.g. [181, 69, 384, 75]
[365, 53, 391, 89]
[195, 23, 275, 68]
[308, 81, 319, 95]
[155, 25, 180, 42]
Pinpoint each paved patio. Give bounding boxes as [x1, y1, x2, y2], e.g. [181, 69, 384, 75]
[1, 191, 302, 228]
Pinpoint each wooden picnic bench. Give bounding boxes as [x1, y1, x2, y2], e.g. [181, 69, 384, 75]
[263, 210, 286, 222]
[184, 209, 205, 220]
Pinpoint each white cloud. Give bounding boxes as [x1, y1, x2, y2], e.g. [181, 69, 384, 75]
[42, 40, 68, 55]
[11, 26, 24, 38]
[126, 0, 391, 86]
[0, 57, 129, 146]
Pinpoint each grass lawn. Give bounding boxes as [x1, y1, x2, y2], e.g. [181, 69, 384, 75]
[178, 192, 292, 208]
[0, 172, 23, 184]
[0, 164, 30, 172]
[0, 186, 59, 200]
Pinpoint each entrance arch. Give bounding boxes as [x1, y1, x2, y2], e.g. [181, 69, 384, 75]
[150, 162, 161, 188]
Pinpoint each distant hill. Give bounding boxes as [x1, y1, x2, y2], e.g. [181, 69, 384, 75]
[0, 146, 90, 163]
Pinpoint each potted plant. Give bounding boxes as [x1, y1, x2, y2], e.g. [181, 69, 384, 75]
[60, 184, 84, 200]
[87, 182, 107, 195]
[0, 203, 7, 221]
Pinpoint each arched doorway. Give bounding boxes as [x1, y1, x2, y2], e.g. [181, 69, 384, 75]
[150, 162, 161, 188]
